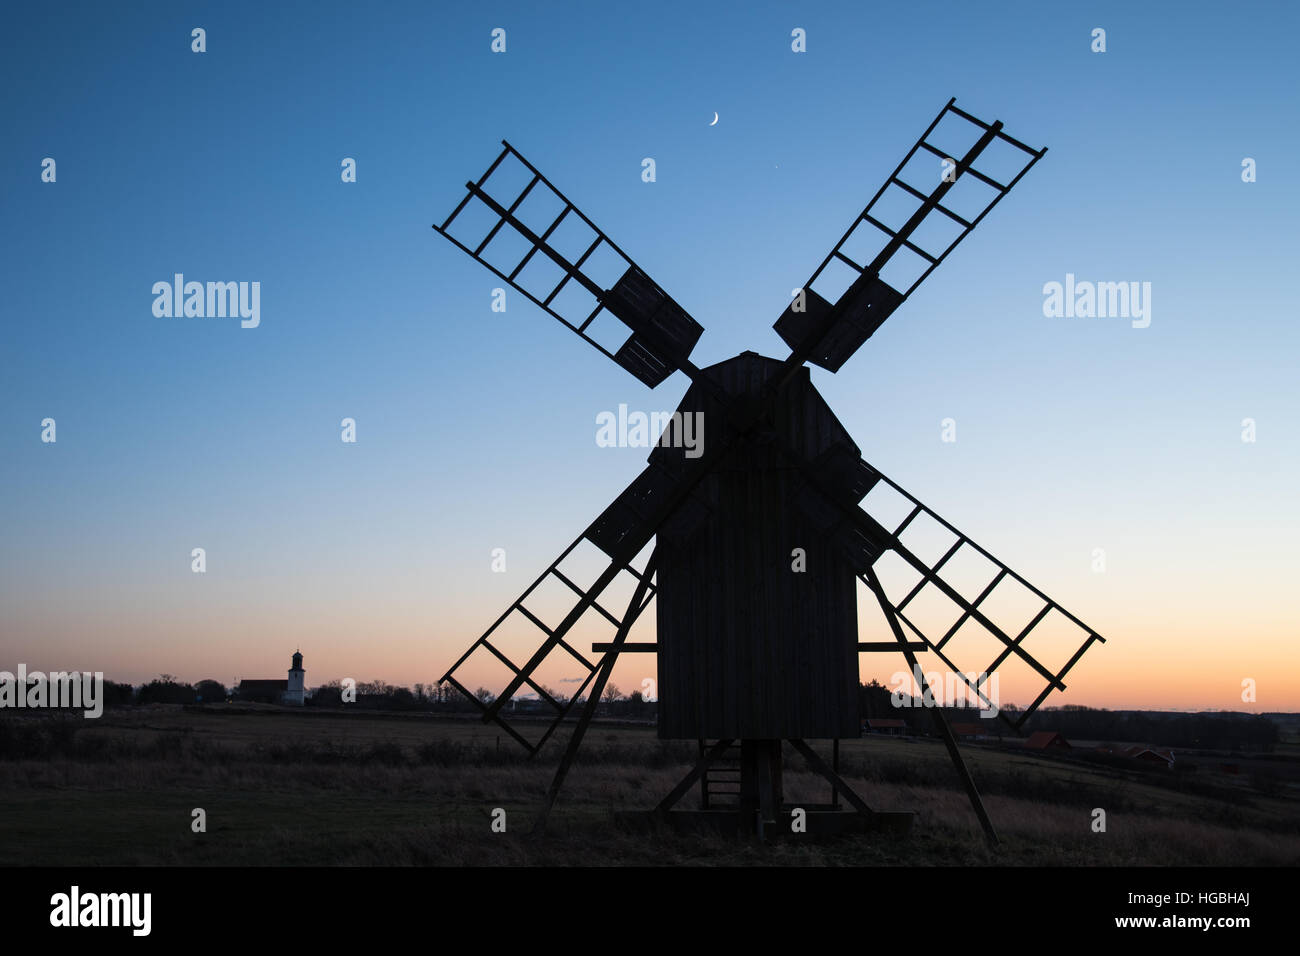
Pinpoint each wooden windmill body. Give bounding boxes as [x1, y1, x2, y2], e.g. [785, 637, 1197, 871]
[434, 100, 1106, 840]
[653, 354, 860, 743]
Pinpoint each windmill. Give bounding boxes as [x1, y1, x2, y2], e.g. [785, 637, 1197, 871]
[433, 99, 1105, 842]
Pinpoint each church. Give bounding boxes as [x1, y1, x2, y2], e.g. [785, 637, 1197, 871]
[236, 650, 306, 706]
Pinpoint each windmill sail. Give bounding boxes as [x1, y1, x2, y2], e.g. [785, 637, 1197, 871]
[775, 99, 1046, 372]
[435, 142, 703, 387]
[438, 523, 658, 755]
[792, 454, 1104, 729]
[437, 455, 719, 752]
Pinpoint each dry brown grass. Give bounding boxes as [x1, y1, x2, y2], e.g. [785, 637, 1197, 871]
[2, 707, 1297, 866]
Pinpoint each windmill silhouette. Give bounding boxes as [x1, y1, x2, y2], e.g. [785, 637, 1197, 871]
[434, 99, 1105, 842]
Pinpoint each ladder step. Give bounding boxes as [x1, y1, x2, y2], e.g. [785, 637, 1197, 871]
[893, 504, 925, 538]
[548, 568, 623, 630]
[945, 102, 1039, 155]
[916, 141, 1009, 192]
[889, 178, 975, 229]
[515, 604, 553, 636]
[887, 177, 973, 230]
[957, 164, 1008, 193]
[833, 249, 864, 272]
[861, 215, 938, 264]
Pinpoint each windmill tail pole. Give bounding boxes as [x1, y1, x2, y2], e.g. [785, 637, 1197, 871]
[862, 565, 1000, 847]
[531, 552, 658, 837]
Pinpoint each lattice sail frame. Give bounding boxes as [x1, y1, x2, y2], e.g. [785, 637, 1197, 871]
[775, 98, 1047, 372]
[832, 459, 1104, 731]
[438, 535, 656, 755]
[434, 142, 702, 387]
[437, 461, 684, 755]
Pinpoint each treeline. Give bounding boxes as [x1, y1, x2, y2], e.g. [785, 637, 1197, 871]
[1019, 706, 1279, 752]
[18, 675, 658, 715]
[307, 680, 656, 719]
[857, 680, 1279, 752]
[0, 676, 216, 708]
[31, 675, 1285, 752]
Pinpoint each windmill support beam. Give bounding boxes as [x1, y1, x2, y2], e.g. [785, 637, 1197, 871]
[637, 738, 903, 840]
[788, 739, 874, 817]
[532, 551, 658, 835]
[863, 564, 1000, 846]
[741, 740, 784, 827]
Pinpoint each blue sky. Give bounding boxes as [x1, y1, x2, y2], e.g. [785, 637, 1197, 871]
[2, 1, 1297, 709]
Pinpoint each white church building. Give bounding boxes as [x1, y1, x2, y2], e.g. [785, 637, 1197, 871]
[236, 650, 306, 706]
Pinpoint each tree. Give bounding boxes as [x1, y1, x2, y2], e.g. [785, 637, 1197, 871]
[136, 677, 196, 705]
[391, 687, 416, 709]
[310, 681, 343, 707]
[100, 680, 135, 707]
[601, 683, 623, 703]
[194, 679, 226, 703]
[473, 687, 494, 704]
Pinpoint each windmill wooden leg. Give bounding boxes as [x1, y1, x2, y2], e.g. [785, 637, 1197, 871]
[925, 701, 999, 846]
[788, 738, 874, 816]
[739, 741, 760, 823]
[738, 740, 783, 835]
[863, 564, 999, 846]
[531, 552, 657, 835]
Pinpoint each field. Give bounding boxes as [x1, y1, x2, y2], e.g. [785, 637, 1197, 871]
[2, 706, 1298, 866]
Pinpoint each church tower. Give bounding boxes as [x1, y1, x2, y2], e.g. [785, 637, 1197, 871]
[284, 649, 305, 706]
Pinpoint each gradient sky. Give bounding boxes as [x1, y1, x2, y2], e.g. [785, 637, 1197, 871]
[2, 1, 1297, 713]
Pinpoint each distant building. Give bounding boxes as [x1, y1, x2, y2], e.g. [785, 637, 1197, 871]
[1024, 731, 1071, 750]
[1094, 744, 1176, 768]
[864, 718, 906, 735]
[1123, 745, 1174, 768]
[511, 697, 550, 714]
[237, 650, 306, 706]
[950, 722, 986, 740]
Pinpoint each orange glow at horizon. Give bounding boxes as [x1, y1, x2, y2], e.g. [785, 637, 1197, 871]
[7, 588, 1296, 714]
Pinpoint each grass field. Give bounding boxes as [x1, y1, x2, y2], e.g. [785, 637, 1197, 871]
[2, 706, 1297, 866]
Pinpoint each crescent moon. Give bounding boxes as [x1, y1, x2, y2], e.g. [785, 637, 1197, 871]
[709, 112, 719, 126]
